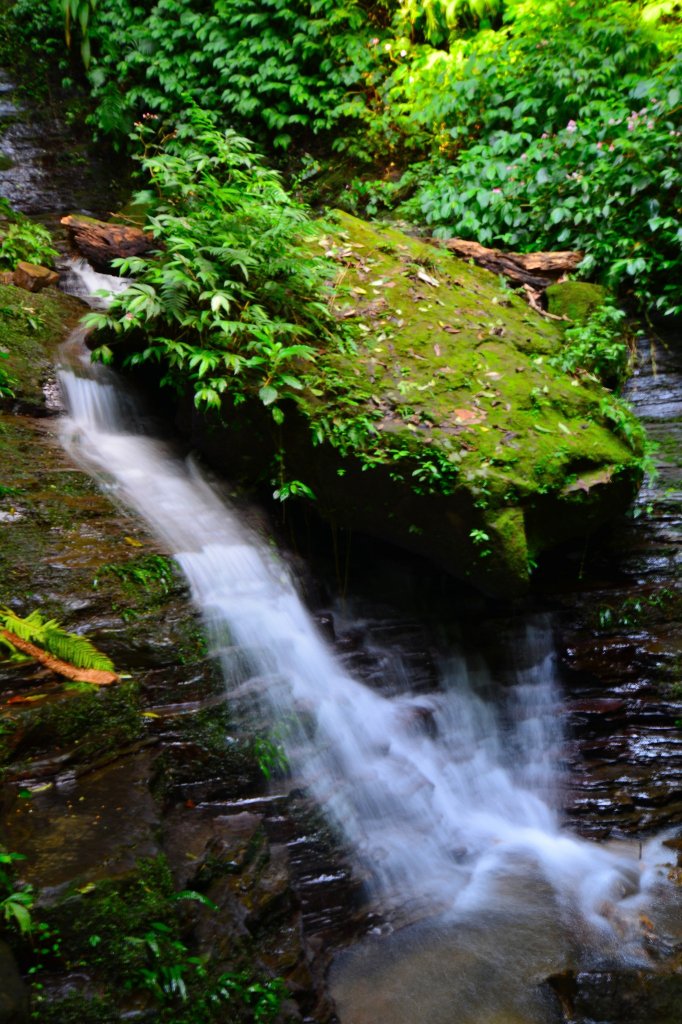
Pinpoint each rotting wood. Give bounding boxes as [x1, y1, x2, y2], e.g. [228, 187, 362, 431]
[61, 215, 155, 272]
[437, 238, 583, 290]
[1, 629, 119, 685]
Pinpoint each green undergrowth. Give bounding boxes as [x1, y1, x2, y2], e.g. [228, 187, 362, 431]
[22, 855, 286, 1023]
[0, 198, 58, 270]
[92, 554, 180, 621]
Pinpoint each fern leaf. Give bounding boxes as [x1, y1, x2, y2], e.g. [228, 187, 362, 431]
[42, 627, 115, 672]
[0, 609, 115, 672]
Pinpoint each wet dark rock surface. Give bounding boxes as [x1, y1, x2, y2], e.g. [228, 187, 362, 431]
[540, 332, 682, 840]
[0, 940, 29, 1023]
[0, 71, 127, 225]
[548, 964, 682, 1024]
[0, 347, 359, 1019]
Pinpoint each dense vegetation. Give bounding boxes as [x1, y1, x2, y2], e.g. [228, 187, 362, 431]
[1, 0, 680, 318]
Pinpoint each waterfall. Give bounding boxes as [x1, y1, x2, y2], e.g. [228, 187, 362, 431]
[57, 263, 670, 994]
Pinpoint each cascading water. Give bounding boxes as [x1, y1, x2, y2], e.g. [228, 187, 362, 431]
[57, 261, 677, 1023]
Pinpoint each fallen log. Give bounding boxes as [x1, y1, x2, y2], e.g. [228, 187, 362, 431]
[438, 238, 583, 290]
[61, 215, 155, 273]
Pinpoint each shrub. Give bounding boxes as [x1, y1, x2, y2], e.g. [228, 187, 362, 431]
[86, 107, 341, 422]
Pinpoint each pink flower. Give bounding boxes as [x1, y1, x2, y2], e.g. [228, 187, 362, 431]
[492, 188, 502, 194]
[566, 119, 577, 133]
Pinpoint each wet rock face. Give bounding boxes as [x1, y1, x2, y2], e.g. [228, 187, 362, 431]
[540, 331, 682, 840]
[0, 942, 29, 1024]
[548, 966, 682, 1024]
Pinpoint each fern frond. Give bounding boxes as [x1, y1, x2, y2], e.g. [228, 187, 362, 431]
[0, 609, 115, 672]
[42, 626, 115, 672]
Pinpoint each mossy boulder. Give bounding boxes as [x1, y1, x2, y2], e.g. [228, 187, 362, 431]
[179, 212, 645, 597]
[546, 280, 608, 321]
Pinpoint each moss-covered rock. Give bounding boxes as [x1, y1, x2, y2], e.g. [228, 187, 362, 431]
[546, 280, 608, 322]
[182, 213, 644, 597]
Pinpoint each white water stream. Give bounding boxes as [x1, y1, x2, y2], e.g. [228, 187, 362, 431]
[57, 263, 677, 1023]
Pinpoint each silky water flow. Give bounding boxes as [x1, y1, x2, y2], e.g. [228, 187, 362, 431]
[57, 262, 680, 1024]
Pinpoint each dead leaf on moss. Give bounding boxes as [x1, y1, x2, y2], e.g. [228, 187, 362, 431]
[453, 408, 487, 424]
[416, 268, 440, 287]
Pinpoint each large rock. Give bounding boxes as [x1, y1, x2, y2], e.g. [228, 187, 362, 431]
[12, 261, 58, 292]
[178, 212, 644, 598]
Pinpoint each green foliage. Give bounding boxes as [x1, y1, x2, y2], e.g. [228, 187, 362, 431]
[93, 554, 175, 594]
[33, 858, 285, 1023]
[371, 0, 682, 315]
[252, 733, 289, 779]
[549, 301, 630, 387]
[0, 220, 58, 271]
[469, 527, 492, 557]
[124, 921, 284, 1022]
[0, 607, 115, 672]
[87, 108, 341, 422]
[597, 587, 676, 629]
[395, 0, 504, 45]
[62, 0, 97, 67]
[0, 351, 17, 398]
[83, 0, 381, 147]
[93, 554, 176, 619]
[0, 849, 34, 935]
[0, 0, 70, 89]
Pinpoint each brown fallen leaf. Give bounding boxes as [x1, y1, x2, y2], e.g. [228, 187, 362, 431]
[1, 629, 119, 686]
[453, 408, 487, 424]
[7, 693, 47, 704]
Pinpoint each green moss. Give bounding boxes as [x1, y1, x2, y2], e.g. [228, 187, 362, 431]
[0, 283, 84, 407]
[545, 281, 609, 322]
[92, 554, 180, 620]
[32, 994, 119, 1024]
[46, 856, 176, 983]
[277, 212, 645, 594]
[3, 683, 144, 768]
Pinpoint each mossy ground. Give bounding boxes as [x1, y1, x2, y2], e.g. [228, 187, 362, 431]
[0, 283, 83, 408]
[286, 212, 645, 594]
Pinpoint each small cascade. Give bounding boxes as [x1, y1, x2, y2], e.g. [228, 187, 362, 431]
[56, 260, 677, 1022]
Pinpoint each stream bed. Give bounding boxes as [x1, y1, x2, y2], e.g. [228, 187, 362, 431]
[57, 265, 682, 1024]
[1, 70, 682, 1023]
